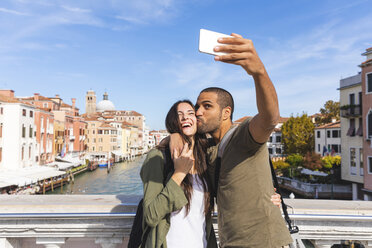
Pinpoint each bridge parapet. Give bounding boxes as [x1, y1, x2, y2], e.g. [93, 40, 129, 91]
[0, 195, 371, 248]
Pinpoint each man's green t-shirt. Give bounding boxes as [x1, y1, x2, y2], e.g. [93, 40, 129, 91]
[207, 118, 292, 247]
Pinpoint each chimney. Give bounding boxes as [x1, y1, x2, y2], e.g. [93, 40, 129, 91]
[72, 98, 76, 109]
[0, 90, 15, 99]
[55, 94, 60, 98]
[34, 93, 40, 101]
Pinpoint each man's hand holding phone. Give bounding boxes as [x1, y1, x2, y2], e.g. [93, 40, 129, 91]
[199, 29, 266, 77]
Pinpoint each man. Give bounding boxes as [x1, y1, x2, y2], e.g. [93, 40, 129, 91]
[172, 33, 292, 247]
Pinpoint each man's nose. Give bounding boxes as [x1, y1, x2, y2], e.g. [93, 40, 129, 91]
[196, 107, 202, 117]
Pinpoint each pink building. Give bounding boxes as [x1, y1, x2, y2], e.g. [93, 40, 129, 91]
[361, 47, 372, 200]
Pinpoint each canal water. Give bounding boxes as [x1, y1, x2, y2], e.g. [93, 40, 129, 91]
[48, 154, 296, 198]
[48, 156, 145, 195]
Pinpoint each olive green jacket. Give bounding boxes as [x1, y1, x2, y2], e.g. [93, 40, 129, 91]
[140, 149, 217, 248]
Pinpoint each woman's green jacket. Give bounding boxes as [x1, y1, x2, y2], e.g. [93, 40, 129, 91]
[140, 149, 217, 248]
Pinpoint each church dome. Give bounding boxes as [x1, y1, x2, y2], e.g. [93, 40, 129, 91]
[96, 92, 115, 112]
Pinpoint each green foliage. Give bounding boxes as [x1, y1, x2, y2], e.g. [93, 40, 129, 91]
[317, 100, 340, 125]
[273, 160, 290, 170]
[322, 155, 341, 169]
[281, 114, 315, 156]
[286, 154, 303, 167]
[303, 152, 322, 170]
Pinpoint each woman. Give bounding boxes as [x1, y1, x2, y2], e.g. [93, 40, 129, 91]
[140, 100, 216, 248]
[140, 100, 281, 248]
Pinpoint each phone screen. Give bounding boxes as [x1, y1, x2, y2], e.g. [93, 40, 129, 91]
[199, 29, 232, 56]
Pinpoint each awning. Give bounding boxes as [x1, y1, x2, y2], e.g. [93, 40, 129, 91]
[0, 167, 66, 187]
[301, 168, 328, 177]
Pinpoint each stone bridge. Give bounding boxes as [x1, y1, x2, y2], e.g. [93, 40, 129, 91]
[0, 195, 371, 248]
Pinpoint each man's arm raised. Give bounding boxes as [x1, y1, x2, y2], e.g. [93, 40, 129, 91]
[214, 33, 279, 143]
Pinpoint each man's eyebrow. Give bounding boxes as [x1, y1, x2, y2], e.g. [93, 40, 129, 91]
[201, 100, 213, 104]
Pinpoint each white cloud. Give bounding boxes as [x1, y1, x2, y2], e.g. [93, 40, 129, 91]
[0, 7, 30, 16]
[61, 5, 91, 13]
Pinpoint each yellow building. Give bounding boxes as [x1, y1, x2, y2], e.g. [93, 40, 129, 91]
[54, 120, 64, 156]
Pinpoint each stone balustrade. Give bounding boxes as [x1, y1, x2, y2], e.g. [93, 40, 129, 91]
[0, 195, 372, 248]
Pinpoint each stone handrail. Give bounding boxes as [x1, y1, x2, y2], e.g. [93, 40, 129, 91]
[0, 195, 372, 248]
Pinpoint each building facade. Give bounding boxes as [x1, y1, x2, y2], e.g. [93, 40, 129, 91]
[0, 91, 37, 169]
[314, 121, 341, 157]
[360, 47, 372, 200]
[339, 71, 364, 200]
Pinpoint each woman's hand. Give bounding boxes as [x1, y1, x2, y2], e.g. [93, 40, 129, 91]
[271, 188, 282, 208]
[169, 133, 184, 159]
[171, 143, 194, 186]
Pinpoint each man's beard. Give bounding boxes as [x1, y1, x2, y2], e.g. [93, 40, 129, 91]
[197, 114, 222, 134]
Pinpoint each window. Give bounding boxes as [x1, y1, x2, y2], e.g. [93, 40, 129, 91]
[331, 144, 339, 153]
[93, 138, 96, 143]
[0, 147, 2, 162]
[332, 130, 339, 138]
[368, 157, 372, 174]
[347, 119, 355, 136]
[317, 131, 320, 138]
[92, 146, 95, 152]
[29, 125, 33, 138]
[43, 103, 48, 108]
[275, 136, 281, 143]
[99, 146, 103, 151]
[276, 148, 281, 154]
[98, 130, 102, 134]
[269, 136, 272, 142]
[22, 109, 26, 116]
[22, 125, 26, 138]
[30, 111, 33, 118]
[356, 118, 363, 136]
[104, 130, 109, 135]
[350, 148, 356, 175]
[368, 111, 372, 138]
[327, 130, 331, 138]
[0, 123, 2, 138]
[0, 107, 3, 114]
[349, 92, 355, 104]
[318, 144, 320, 152]
[367, 73, 372, 93]
[360, 148, 364, 176]
[22, 147, 24, 160]
[29, 146, 31, 159]
[99, 138, 103, 142]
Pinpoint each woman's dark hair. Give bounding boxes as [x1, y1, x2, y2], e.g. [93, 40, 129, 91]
[160, 99, 211, 216]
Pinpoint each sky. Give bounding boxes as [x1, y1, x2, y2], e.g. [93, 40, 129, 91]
[0, 0, 371, 130]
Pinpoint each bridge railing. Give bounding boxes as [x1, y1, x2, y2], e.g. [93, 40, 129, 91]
[0, 195, 371, 248]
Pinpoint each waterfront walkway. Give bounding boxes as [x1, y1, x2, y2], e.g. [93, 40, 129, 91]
[0, 195, 372, 247]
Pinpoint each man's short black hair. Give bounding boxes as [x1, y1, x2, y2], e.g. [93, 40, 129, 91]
[200, 87, 234, 120]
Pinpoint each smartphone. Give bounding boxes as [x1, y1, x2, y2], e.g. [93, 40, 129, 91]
[199, 29, 232, 56]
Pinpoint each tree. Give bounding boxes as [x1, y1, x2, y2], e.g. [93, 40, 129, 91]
[281, 114, 314, 156]
[317, 100, 340, 125]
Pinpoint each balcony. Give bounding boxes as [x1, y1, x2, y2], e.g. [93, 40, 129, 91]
[0, 195, 372, 248]
[340, 105, 362, 118]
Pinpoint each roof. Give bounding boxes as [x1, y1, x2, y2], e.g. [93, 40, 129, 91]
[122, 121, 138, 128]
[61, 102, 72, 108]
[99, 123, 115, 129]
[315, 121, 341, 129]
[0, 95, 21, 103]
[20, 95, 52, 101]
[360, 58, 372, 67]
